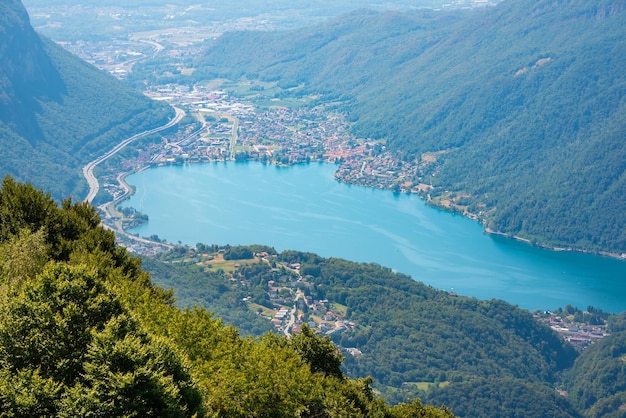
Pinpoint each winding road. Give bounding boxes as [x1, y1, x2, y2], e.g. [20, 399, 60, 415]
[83, 106, 185, 204]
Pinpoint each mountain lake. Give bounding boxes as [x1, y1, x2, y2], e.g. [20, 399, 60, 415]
[125, 161, 626, 313]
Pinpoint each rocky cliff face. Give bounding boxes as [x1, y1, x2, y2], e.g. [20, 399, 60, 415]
[0, 0, 63, 138]
[3, 0, 63, 80]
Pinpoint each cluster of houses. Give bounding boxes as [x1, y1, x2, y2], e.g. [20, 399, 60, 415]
[536, 312, 608, 350]
[100, 81, 436, 215]
[333, 151, 425, 193]
[261, 265, 357, 338]
[237, 106, 359, 165]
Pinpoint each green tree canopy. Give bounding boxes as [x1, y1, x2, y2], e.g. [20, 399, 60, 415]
[290, 323, 344, 379]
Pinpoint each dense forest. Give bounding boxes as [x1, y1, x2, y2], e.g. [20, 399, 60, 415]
[142, 243, 626, 417]
[196, 0, 626, 254]
[563, 331, 626, 417]
[0, 0, 172, 200]
[425, 378, 583, 418]
[0, 177, 460, 416]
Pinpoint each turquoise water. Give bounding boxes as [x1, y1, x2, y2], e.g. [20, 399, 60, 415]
[126, 161, 626, 313]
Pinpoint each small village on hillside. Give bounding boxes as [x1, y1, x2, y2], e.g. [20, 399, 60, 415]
[151, 246, 365, 357]
[235, 251, 358, 339]
[535, 311, 609, 351]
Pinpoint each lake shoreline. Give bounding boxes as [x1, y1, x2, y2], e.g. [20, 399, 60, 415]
[108, 158, 626, 264]
[120, 161, 626, 313]
[483, 227, 626, 262]
[331, 164, 626, 263]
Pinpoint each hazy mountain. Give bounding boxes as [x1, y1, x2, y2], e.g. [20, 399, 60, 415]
[198, 0, 626, 254]
[22, 0, 487, 44]
[0, 0, 171, 199]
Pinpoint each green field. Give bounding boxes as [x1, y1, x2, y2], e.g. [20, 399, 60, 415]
[248, 302, 275, 318]
[199, 255, 260, 273]
[331, 302, 348, 316]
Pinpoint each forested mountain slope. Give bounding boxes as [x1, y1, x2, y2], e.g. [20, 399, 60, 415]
[198, 0, 626, 254]
[563, 331, 626, 417]
[0, 177, 456, 417]
[141, 245, 583, 416]
[0, 0, 171, 199]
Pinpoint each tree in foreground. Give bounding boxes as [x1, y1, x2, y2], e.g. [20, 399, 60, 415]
[0, 262, 203, 416]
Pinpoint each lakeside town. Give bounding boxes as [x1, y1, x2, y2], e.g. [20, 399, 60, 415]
[27, 0, 508, 256]
[96, 82, 438, 231]
[82, 77, 451, 263]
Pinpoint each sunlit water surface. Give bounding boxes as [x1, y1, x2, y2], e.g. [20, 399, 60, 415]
[126, 162, 626, 313]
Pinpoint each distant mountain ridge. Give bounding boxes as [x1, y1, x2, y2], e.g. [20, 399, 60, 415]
[198, 0, 626, 254]
[0, 0, 171, 199]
